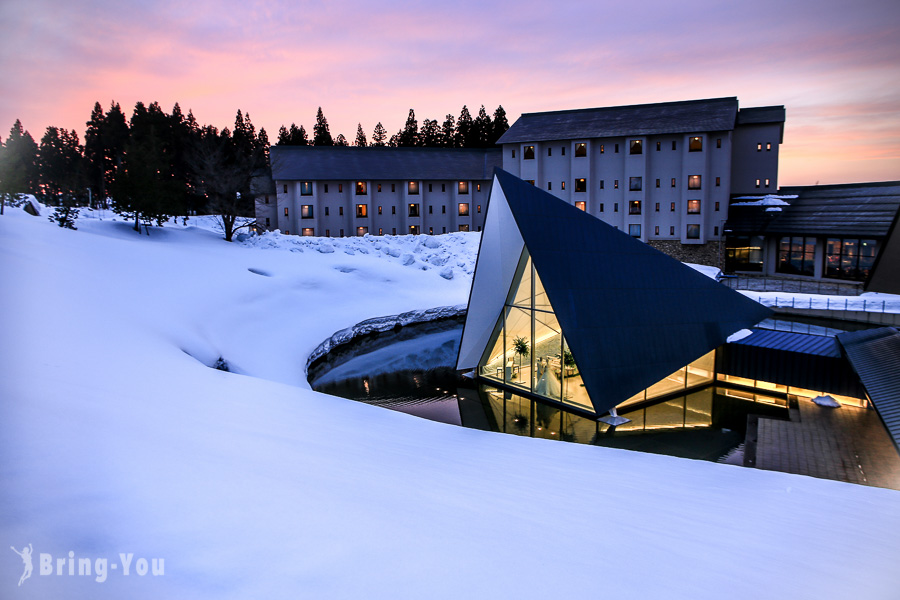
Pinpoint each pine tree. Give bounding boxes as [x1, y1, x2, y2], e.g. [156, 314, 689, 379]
[371, 122, 387, 146]
[397, 109, 418, 147]
[277, 125, 290, 145]
[455, 106, 473, 148]
[354, 123, 367, 147]
[490, 105, 509, 145]
[37, 127, 86, 205]
[293, 124, 309, 145]
[0, 120, 38, 214]
[84, 102, 106, 205]
[313, 107, 333, 146]
[335, 134, 348, 146]
[474, 105, 492, 148]
[419, 119, 441, 147]
[441, 114, 456, 147]
[257, 127, 270, 166]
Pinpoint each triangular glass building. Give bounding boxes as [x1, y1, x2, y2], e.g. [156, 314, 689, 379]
[457, 170, 773, 417]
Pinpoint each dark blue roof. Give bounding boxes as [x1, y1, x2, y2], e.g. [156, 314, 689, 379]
[837, 328, 900, 451]
[730, 329, 842, 358]
[494, 170, 773, 414]
[270, 146, 501, 181]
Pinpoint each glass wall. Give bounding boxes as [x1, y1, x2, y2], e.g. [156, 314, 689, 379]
[824, 238, 878, 281]
[724, 235, 764, 272]
[777, 236, 816, 276]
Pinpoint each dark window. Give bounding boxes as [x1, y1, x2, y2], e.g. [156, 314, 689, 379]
[458, 203, 469, 216]
[408, 203, 420, 217]
[714, 226, 719, 236]
[443, 227, 447, 233]
[655, 202, 660, 212]
[575, 201, 586, 211]
[716, 138, 721, 148]
[687, 200, 701, 214]
[338, 184, 342, 193]
[301, 205, 314, 218]
[264, 195, 269, 204]
[575, 143, 587, 157]
[688, 175, 701, 190]
[575, 178, 587, 192]
[715, 202, 720, 211]
[524, 146, 535, 159]
[459, 224, 469, 232]
[392, 228, 396, 234]
[265, 217, 270, 226]
[428, 205, 432, 214]
[339, 229, 343, 236]
[670, 226, 675, 235]
[629, 177, 642, 191]
[686, 224, 700, 239]
[600, 180, 604, 189]
[392, 206, 396, 215]
[391, 183, 395, 192]
[547, 147, 552, 157]
[458, 181, 469, 194]
[629, 140, 642, 154]
[512, 149, 515, 158]
[325, 207, 329, 216]
[378, 183, 382, 192]
[629, 224, 641, 237]
[629, 200, 641, 215]
[655, 226, 659, 235]
[689, 136, 702, 152]
[824, 238, 878, 281]
[614, 203, 618, 212]
[324, 184, 329, 193]
[715, 177, 721, 187]
[339, 207, 343, 216]
[599, 203, 604, 212]
[442, 205, 446, 214]
[561, 147, 566, 156]
[428, 183, 432, 192]
[356, 181, 367, 195]
[656, 141, 661, 151]
[547, 182, 552, 191]
[614, 143, 619, 153]
[526, 180, 535, 185]
[442, 183, 446, 192]
[656, 179, 660, 188]
[283, 184, 288, 194]
[672, 141, 676, 150]
[778, 236, 816, 276]
[408, 181, 419, 195]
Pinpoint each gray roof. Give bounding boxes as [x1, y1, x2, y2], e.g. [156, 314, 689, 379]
[837, 327, 900, 451]
[726, 181, 900, 238]
[729, 329, 841, 358]
[270, 146, 501, 181]
[497, 97, 739, 144]
[736, 106, 786, 125]
[866, 204, 900, 294]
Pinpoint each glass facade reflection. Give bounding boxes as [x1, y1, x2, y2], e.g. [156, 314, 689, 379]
[479, 249, 716, 415]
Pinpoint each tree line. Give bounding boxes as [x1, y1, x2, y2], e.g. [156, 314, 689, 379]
[276, 105, 509, 149]
[0, 101, 509, 238]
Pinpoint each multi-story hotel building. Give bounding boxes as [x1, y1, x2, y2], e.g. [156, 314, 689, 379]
[258, 146, 501, 237]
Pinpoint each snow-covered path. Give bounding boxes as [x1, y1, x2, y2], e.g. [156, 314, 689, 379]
[1, 208, 898, 599]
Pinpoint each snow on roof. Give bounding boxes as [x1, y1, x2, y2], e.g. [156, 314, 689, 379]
[731, 194, 795, 206]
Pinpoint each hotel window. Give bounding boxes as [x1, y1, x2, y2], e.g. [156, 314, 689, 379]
[408, 203, 420, 217]
[766, 142, 772, 151]
[655, 202, 660, 212]
[671, 178, 676, 187]
[725, 235, 764, 272]
[428, 184, 432, 192]
[757, 143, 762, 151]
[716, 138, 721, 148]
[264, 195, 269, 204]
[442, 205, 446, 214]
[614, 203, 619, 212]
[283, 184, 287, 194]
[325, 229, 330, 236]
[442, 183, 446, 192]
[599, 180, 604, 189]
[686, 224, 700, 239]
[715, 201, 720, 211]
[302, 228, 314, 236]
[356, 204, 367, 218]
[575, 143, 587, 157]
[265, 218, 270, 226]
[547, 147, 552, 156]
[575, 201, 586, 211]
[512, 149, 515, 158]
[391, 183, 395, 192]
[687, 200, 701, 214]
[670, 226, 675, 235]
[561, 147, 566, 156]
[477, 205, 481, 213]
[443, 227, 447, 233]
[356, 181, 367, 195]
[378, 228, 383, 235]
[458, 181, 469, 194]
[630, 140, 642, 154]
[378, 205, 382, 215]
[324, 184, 329, 193]
[561, 181, 566, 190]
[670, 202, 675, 212]
[655, 226, 659, 235]
[409, 225, 420, 234]
[778, 236, 816, 276]
[392, 228, 396, 234]
[429, 206, 433, 214]
[656, 141, 661, 151]
[688, 175, 701, 189]
[524, 145, 535, 159]
[825, 238, 878, 280]
[765, 178, 770, 188]
[339, 207, 343, 216]
[629, 224, 641, 237]
[325, 207, 329, 216]
[458, 203, 469, 216]
[459, 224, 470, 232]
[356, 226, 367, 236]
[615, 143, 619, 153]
[614, 179, 619, 189]
[672, 141, 676, 150]
[547, 182, 552, 191]
[689, 136, 702, 152]
[429, 227, 433, 234]
[477, 183, 481, 192]
[715, 177, 721, 187]
[526, 180, 535, 185]
[377, 183, 382, 192]
[338, 184, 343, 193]
[301, 205, 314, 218]
[755, 179, 761, 188]
[600, 203, 604, 212]
[629, 176, 642, 191]
[283, 207, 289, 217]
[599, 144, 604, 154]
[299, 182, 312, 196]
[575, 178, 587, 192]
[629, 200, 641, 215]
[392, 206, 396, 214]
[408, 181, 419, 195]
[714, 226, 719, 236]
[656, 179, 660, 188]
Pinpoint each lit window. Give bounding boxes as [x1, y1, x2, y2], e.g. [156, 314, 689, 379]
[356, 204, 367, 218]
[476, 184, 481, 192]
[655, 203, 659, 212]
[338, 184, 342, 193]
[687, 200, 701, 214]
[614, 179, 619, 189]
[670, 202, 675, 212]
[629, 224, 641, 237]
[526, 180, 535, 185]
[630, 140, 642, 154]
[686, 224, 700, 239]
[716, 177, 721, 187]
[408, 203, 419, 217]
[408, 181, 419, 195]
[301, 205, 314, 218]
[283, 207, 289, 217]
[575, 143, 587, 157]
[356, 181, 367, 195]
[575, 201, 586, 211]
[378, 205, 382, 215]
[757, 143, 762, 152]
[671, 178, 676, 188]
[599, 144, 604, 154]
[458, 181, 469, 194]
[629, 177, 642, 191]
[629, 200, 641, 215]
[688, 175, 701, 190]
[458, 203, 469, 216]
[377, 183, 382, 192]
[765, 178, 770, 188]
[575, 178, 586, 192]
[755, 179, 761, 188]
[339, 207, 343, 216]
[459, 224, 469, 232]
[654, 226, 659, 235]
[378, 228, 382, 235]
[409, 225, 419, 234]
[429, 227, 433, 234]
[656, 141, 661, 151]
[300, 182, 312, 196]
[778, 236, 817, 276]
[302, 228, 314, 236]
[356, 226, 367, 236]
[715, 202, 720, 211]
[561, 181, 566, 191]
[766, 142, 772, 151]
[689, 136, 702, 152]
[477, 205, 481, 213]
[656, 179, 660, 188]
[524, 146, 535, 159]
[284, 230, 289, 235]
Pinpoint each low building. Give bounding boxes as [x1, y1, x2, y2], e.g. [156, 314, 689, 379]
[724, 181, 900, 284]
[261, 146, 501, 237]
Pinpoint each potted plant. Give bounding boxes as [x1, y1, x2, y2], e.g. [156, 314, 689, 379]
[563, 348, 577, 376]
[512, 336, 529, 379]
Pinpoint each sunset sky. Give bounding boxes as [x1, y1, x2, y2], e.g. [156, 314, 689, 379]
[1, 0, 897, 186]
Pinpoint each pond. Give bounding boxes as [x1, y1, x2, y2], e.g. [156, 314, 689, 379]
[308, 317, 790, 463]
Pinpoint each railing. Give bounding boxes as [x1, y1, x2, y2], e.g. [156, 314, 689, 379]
[754, 295, 893, 313]
[721, 275, 863, 296]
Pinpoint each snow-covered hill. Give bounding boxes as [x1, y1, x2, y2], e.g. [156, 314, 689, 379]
[1, 206, 898, 599]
